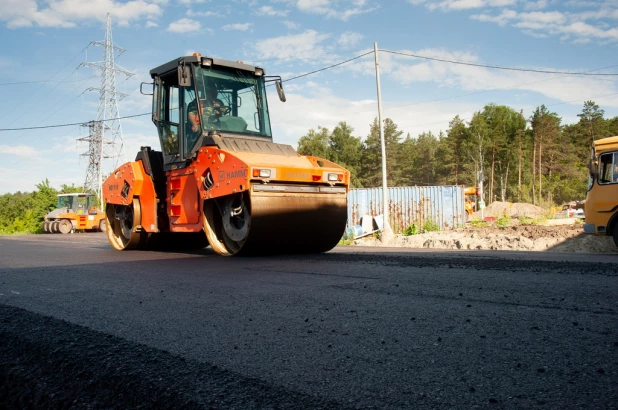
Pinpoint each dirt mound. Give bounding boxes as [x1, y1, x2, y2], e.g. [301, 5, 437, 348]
[354, 224, 617, 253]
[471, 224, 581, 241]
[472, 201, 546, 219]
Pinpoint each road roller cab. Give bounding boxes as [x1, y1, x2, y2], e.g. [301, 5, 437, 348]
[103, 55, 350, 255]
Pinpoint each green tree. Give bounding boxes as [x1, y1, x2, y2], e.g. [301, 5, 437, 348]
[297, 126, 331, 159]
[577, 100, 607, 145]
[441, 115, 467, 185]
[462, 112, 489, 202]
[397, 133, 418, 186]
[329, 122, 363, 187]
[0, 179, 59, 234]
[530, 105, 561, 205]
[413, 131, 440, 185]
[359, 118, 403, 187]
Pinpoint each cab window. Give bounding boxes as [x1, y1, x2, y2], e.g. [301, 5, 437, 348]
[598, 152, 618, 184]
[157, 75, 180, 160]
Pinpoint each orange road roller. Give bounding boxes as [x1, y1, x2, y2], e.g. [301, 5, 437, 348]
[102, 55, 349, 255]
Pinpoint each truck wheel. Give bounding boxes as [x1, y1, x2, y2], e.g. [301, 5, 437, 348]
[43, 222, 49, 233]
[99, 219, 107, 232]
[58, 219, 72, 234]
[51, 221, 60, 233]
[613, 225, 618, 248]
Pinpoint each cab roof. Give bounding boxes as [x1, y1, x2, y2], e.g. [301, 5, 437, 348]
[149, 55, 263, 78]
[594, 136, 618, 154]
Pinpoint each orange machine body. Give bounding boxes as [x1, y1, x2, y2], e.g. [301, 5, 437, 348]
[102, 147, 350, 235]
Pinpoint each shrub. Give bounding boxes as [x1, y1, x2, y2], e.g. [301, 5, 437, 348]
[469, 219, 488, 227]
[518, 216, 533, 225]
[423, 219, 440, 232]
[403, 223, 421, 236]
[496, 214, 512, 228]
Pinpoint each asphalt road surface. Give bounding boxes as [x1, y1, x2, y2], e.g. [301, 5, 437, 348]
[1, 233, 617, 409]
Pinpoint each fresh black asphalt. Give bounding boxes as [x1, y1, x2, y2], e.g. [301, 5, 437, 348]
[1, 234, 617, 409]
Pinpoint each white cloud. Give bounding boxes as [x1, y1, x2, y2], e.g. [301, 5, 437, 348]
[343, 47, 618, 111]
[255, 5, 288, 16]
[295, 0, 378, 21]
[0, 0, 163, 29]
[167, 18, 201, 33]
[145, 20, 158, 27]
[0, 144, 37, 157]
[471, 9, 517, 25]
[337, 31, 364, 48]
[283, 20, 299, 29]
[416, 0, 517, 11]
[414, 0, 618, 43]
[253, 30, 331, 61]
[267, 83, 479, 148]
[221, 23, 252, 31]
[523, 0, 549, 10]
[189, 10, 222, 17]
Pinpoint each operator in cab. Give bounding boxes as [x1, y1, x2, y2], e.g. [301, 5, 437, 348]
[187, 84, 228, 130]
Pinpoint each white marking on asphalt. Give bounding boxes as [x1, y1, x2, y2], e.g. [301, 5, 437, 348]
[11, 291, 20, 295]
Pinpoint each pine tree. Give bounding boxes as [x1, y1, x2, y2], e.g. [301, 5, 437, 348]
[329, 122, 363, 187]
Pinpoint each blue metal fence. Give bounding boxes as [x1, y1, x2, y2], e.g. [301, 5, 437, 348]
[347, 186, 465, 233]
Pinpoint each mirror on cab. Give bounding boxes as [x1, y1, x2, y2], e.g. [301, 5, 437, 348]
[276, 80, 286, 102]
[178, 65, 191, 87]
[140, 82, 154, 95]
[588, 147, 597, 176]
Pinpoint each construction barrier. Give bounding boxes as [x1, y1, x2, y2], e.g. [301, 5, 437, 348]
[347, 186, 466, 234]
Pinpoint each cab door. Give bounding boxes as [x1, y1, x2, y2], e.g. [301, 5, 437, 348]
[155, 70, 201, 228]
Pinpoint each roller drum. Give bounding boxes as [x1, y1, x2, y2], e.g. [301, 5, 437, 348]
[204, 187, 347, 256]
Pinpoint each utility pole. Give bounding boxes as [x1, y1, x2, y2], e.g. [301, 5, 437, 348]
[79, 13, 133, 205]
[374, 42, 393, 243]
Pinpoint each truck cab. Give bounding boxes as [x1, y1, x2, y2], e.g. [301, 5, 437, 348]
[584, 136, 618, 247]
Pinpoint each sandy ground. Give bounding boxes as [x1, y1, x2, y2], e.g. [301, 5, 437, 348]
[354, 224, 617, 253]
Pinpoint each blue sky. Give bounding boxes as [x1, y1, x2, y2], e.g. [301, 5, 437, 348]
[0, 0, 616, 194]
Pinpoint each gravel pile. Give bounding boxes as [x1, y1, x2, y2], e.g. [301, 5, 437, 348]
[356, 224, 617, 253]
[471, 201, 547, 219]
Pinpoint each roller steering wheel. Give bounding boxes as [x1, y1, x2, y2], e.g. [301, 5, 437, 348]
[211, 103, 229, 117]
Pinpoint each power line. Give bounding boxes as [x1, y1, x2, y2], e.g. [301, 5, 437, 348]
[5, 49, 615, 133]
[380, 49, 618, 76]
[0, 76, 97, 86]
[2, 52, 373, 132]
[0, 45, 92, 123]
[249, 47, 373, 66]
[0, 113, 150, 132]
[281, 51, 374, 83]
[272, 62, 618, 126]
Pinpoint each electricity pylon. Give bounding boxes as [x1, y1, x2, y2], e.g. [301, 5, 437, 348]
[79, 13, 134, 205]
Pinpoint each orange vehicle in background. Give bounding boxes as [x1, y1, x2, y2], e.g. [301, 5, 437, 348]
[584, 136, 618, 247]
[102, 55, 349, 255]
[43, 193, 106, 234]
[463, 186, 477, 219]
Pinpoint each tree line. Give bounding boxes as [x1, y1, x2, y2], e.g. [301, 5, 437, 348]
[0, 180, 82, 234]
[1, 100, 614, 234]
[297, 101, 618, 206]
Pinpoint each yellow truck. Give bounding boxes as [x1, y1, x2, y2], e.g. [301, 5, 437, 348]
[584, 136, 618, 247]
